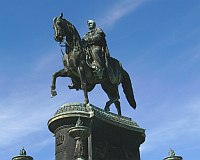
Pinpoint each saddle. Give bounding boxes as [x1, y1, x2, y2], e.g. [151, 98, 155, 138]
[106, 57, 122, 85]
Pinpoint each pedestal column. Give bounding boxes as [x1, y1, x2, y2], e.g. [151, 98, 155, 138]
[48, 103, 93, 160]
[68, 117, 91, 160]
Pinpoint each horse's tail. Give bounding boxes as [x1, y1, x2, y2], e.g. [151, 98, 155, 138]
[121, 68, 136, 109]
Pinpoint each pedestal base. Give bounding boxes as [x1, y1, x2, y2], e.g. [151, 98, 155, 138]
[48, 103, 145, 160]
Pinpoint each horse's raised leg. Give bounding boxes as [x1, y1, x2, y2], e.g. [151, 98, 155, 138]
[78, 66, 89, 105]
[51, 69, 69, 97]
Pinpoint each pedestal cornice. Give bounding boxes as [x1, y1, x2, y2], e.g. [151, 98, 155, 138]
[48, 103, 145, 135]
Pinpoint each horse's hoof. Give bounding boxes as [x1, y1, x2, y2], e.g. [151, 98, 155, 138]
[104, 107, 110, 112]
[51, 90, 57, 98]
[84, 99, 89, 105]
[118, 112, 122, 116]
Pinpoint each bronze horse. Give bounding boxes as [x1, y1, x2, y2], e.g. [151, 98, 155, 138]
[51, 13, 136, 115]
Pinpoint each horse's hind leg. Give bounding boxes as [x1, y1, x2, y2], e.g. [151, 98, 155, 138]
[101, 83, 113, 112]
[101, 83, 121, 114]
[114, 100, 121, 116]
[104, 97, 119, 113]
[104, 99, 114, 112]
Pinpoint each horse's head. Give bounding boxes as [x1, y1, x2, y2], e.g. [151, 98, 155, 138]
[53, 13, 66, 43]
[53, 13, 85, 67]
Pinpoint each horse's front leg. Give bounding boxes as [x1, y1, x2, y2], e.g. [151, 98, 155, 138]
[51, 69, 69, 98]
[78, 66, 89, 105]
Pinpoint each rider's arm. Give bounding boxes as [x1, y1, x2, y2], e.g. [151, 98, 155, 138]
[91, 28, 105, 42]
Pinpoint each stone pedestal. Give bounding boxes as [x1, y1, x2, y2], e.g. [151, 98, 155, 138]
[48, 103, 145, 160]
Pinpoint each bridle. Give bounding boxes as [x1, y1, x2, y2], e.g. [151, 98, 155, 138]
[53, 18, 72, 55]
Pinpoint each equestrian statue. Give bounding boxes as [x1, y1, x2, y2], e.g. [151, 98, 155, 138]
[51, 13, 136, 115]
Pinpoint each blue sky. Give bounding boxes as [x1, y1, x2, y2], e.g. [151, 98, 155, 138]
[0, 0, 200, 159]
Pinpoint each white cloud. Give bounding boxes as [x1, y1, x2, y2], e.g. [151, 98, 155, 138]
[140, 97, 200, 153]
[0, 91, 51, 146]
[98, 0, 146, 27]
[0, 51, 70, 154]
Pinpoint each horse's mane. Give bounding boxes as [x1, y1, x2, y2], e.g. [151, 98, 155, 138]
[61, 18, 86, 61]
[62, 19, 82, 45]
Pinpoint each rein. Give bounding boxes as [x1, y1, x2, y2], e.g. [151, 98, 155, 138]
[59, 37, 72, 55]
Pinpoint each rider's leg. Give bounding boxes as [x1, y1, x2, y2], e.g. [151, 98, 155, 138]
[91, 47, 104, 79]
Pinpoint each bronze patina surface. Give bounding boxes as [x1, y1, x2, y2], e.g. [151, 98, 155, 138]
[51, 13, 136, 116]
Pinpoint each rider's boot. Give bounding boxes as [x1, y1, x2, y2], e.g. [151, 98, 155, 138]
[68, 82, 80, 90]
[93, 67, 103, 80]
